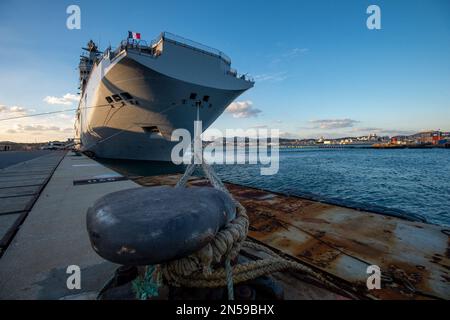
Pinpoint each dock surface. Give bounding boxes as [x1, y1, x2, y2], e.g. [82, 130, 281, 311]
[0, 151, 66, 255]
[134, 174, 450, 300]
[0, 150, 53, 169]
[0, 152, 448, 300]
[0, 152, 139, 299]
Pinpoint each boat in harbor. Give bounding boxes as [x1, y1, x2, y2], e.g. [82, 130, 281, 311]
[74, 32, 254, 161]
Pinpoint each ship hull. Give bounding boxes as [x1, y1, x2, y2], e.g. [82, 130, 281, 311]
[77, 51, 249, 161]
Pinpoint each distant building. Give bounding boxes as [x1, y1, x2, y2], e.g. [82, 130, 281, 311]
[411, 131, 443, 145]
[390, 135, 410, 144]
[41, 141, 65, 150]
[0, 144, 12, 151]
[0, 142, 47, 151]
[308, 130, 447, 147]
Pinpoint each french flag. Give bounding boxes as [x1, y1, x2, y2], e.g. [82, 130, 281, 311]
[128, 31, 141, 40]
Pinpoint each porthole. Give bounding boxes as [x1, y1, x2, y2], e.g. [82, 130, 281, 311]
[112, 94, 122, 102]
[143, 126, 160, 134]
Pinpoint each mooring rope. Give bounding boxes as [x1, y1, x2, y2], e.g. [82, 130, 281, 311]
[155, 159, 358, 300]
[133, 104, 357, 300]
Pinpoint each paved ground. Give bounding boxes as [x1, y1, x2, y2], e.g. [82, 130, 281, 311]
[0, 152, 66, 257]
[0, 152, 139, 299]
[0, 151, 52, 169]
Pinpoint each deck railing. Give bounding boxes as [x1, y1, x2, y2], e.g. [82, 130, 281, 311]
[161, 32, 231, 65]
[115, 32, 231, 65]
[107, 32, 254, 82]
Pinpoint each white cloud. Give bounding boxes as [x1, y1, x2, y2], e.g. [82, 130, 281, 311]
[350, 127, 416, 136]
[282, 47, 309, 58]
[308, 119, 359, 130]
[254, 72, 288, 82]
[13, 124, 73, 133]
[226, 101, 262, 118]
[15, 124, 59, 132]
[350, 127, 382, 132]
[255, 48, 307, 83]
[0, 104, 28, 117]
[57, 113, 76, 122]
[43, 93, 79, 105]
[1, 101, 76, 142]
[62, 127, 75, 133]
[9, 106, 25, 113]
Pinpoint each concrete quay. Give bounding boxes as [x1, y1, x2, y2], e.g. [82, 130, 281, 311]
[0, 151, 139, 299]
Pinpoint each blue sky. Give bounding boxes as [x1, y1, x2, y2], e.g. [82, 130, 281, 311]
[0, 0, 449, 142]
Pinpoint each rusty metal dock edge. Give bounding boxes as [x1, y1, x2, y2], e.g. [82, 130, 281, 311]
[133, 174, 450, 300]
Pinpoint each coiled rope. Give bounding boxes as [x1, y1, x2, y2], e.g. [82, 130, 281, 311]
[156, 159, 357, 300]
